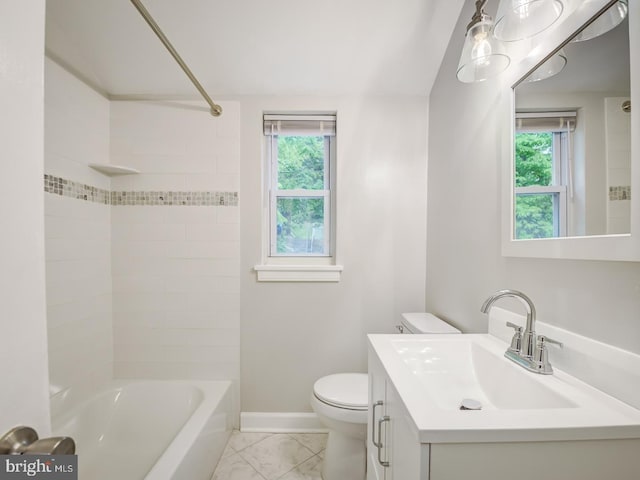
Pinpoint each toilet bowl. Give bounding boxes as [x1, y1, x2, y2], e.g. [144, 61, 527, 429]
[312, 313, 460, 480]
[311, 373, 368, 480]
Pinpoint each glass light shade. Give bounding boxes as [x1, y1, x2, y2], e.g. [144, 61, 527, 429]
[494, 0, 564, 42]
[571, 0, 627, 42]
[457, 19, 511, 83]
[523, 49, 567, 83]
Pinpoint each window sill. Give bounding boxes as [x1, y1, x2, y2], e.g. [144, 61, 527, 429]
[254, 264, 343, 282]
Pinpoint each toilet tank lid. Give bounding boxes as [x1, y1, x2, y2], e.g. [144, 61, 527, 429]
[401, 313, 461, 334]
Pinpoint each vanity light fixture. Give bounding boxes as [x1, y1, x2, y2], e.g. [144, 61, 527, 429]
[456, 0, 511, 83]
[523, 48, 567, 82]
[494, 0, 564, 42]
[571, 0, 628, 42]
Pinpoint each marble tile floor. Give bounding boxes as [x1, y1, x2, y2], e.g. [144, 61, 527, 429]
[211, 431, 327, 480]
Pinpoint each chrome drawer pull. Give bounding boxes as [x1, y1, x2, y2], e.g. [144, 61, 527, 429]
[371, 400, 383, 447]
[377, 415, 390, 467]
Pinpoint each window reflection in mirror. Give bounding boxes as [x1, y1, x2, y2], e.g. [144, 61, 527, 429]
[513, 5, 630, 239]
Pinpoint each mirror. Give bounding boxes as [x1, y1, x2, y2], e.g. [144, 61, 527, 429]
[513, 2, 630, 239]
[502, 0, 639, 261]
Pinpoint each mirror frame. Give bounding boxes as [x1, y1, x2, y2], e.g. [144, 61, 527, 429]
[501, 0, 639, 261]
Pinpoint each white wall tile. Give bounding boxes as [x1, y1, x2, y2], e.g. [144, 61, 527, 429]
[162, 206, 218, 224]
[110, 100, 241, 383]
[216, 152, 241, 174]
[216, 206, 240, 224]
[164, 241, 240, 259]
[185, 224, 240, 242]
[111, 206, 166, 224]
[44, 59, 113, 397]
[46, 95, 241, 391]
[113, 310, 166, 329]
[609, 167, 631, 186]
[184, 173, 240, 191]
[113, 361, 240, 381]
[111, 274, 166, 294]
[45, 59, 110, 188]
[127, 174, 187, 191]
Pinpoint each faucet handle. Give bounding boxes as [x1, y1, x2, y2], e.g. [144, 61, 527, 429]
[506, 321, 522, 332]
[537, 335, 563, 348]
[533, 335, 563, 374]
[505, 322, 523, 353]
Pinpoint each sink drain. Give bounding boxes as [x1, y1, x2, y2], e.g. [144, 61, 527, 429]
[459, 398, 482, 410]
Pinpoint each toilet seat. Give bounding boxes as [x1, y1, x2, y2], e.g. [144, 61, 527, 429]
[313, 373, 368, 411]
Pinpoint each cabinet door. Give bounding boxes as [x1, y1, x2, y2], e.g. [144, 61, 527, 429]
[368, 350, 388, 480]
[386, 381, 429, 480]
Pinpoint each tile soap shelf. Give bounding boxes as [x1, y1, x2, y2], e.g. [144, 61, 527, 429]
[89, 163, 140, 176]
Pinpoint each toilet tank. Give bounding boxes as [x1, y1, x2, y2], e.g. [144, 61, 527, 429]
[400, 313, 461, 334]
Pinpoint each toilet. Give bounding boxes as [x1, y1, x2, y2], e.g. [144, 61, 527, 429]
[311, 313, 460, 480]
[398, 312, 462, 334]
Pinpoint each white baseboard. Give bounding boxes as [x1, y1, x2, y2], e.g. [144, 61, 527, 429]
[240, 412, 328, 433]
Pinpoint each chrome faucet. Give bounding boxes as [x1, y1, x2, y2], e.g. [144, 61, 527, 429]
[481, 289, 562, 374]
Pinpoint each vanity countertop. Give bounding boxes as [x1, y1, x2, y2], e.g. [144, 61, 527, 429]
[368, 332, 640, 444]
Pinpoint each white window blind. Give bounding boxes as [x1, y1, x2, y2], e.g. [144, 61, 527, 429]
[264, 114, 336, 136]
[516, 111, 576, 133]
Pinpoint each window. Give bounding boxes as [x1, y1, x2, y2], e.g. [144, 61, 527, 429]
[255, 113, 341, 282]
[264, 114, 336, 256]
[514, 112, 575, 239]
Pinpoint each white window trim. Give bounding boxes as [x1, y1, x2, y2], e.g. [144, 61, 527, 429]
[254, 264, 343, 282]
[254, 112, 342, 282]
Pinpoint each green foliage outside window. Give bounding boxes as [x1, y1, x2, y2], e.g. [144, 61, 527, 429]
[276, 136, 326, 253]
[515, 132, 555, 239]
[278, 136, 325, 189]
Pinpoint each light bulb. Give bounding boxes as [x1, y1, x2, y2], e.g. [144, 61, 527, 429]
[472, 33, 493, 66]
[456, 3, 511, 83]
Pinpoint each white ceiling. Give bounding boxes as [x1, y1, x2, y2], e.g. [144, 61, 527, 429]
[517, 16, 629, 95]
[45, 0, 465, 98]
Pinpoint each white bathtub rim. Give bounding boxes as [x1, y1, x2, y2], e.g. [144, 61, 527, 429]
[145, 380, 233, 479]
[51, 379, 225, 422]
[51, 379, 234, 480]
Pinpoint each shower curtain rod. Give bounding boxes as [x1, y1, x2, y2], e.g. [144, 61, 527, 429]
[130, 0, 223, 117]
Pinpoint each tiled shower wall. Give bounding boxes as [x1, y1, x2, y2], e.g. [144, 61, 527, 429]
[110, 101, 240, 382]
[44, 59, 113, 395]
[604, 97, 631, 234]
[44, 58, 241, 395]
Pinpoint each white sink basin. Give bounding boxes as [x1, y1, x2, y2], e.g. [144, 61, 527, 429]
[392, 338, 576, 410]
[369, 333, 640, 443]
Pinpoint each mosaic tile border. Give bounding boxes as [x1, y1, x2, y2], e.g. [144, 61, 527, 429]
[111, 190, 237, 206]
[44, 174, 238, 207]
[609, 186, 631, 201]
[45, 174, 110, 204]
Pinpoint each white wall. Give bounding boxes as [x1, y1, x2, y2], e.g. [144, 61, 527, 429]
[239, 96, 429, 412]
[426, 0, 640, 354]
[44, 59, 113, 395]
[110, 101, 241, 390]
[0, 0, 51, 435]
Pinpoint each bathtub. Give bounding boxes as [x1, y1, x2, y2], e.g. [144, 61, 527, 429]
[51, 380, 234, 480]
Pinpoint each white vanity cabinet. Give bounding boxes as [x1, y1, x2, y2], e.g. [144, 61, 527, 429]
[367, 333, 640, 480]
[367, 350, 428, 480]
